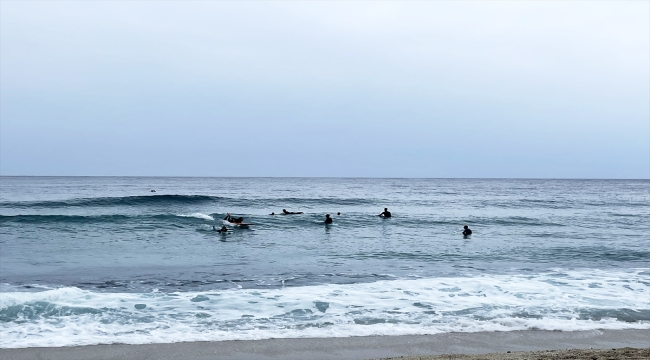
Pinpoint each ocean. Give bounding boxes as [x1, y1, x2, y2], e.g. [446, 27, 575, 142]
[0, 177, 648, 348]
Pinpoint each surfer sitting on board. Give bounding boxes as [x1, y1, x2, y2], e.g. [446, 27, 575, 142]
[378, 208, 392, 218]
[324, 214, 333, 224]
[282, 209, 304, 215]
[462, 225, 472, 236]
[213, 225, 230, 233]
[224, 213, 244, 224]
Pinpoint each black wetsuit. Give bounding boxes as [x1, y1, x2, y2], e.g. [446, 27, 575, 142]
[224, 214, 243, 224]
[325, 217, 333, 224]
[463, 228, 472, 236]
[214, 226, 228, 233]
[380, 211, 391, 218]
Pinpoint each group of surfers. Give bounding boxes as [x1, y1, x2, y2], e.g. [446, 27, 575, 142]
[214, 208, 473, 236]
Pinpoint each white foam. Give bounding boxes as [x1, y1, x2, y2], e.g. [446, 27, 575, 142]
[1, 268, 649, 348]
[177, 213, 214, 221]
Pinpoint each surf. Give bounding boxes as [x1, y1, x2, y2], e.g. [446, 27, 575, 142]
[1, 269, 648, 348]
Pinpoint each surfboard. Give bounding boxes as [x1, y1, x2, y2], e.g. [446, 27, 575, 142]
[235, 223, 253, 226]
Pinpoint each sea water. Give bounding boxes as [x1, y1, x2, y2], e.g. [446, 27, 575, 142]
[0, 177, 648, 348]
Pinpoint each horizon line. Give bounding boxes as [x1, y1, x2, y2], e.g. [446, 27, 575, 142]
[0, 175, 648, 181]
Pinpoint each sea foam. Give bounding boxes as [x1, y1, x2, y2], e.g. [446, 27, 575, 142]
[178, 213, 215, 221]
[1, 269, 648, 348]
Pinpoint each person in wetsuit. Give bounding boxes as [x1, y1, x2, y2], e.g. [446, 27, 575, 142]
[324, 214, 333, 224]
[213, 225, 229, 233]
[224, 213, 244, 224]
[282, 209, 303, 215]
[379, 208, 392, 218]
[462, 225, 472, 236]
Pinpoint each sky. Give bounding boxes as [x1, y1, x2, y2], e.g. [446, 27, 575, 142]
[1, 1, 648, 178]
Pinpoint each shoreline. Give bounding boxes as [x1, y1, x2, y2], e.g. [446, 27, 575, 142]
[380, 347, 650, 360]
[2, 329, 648, 360]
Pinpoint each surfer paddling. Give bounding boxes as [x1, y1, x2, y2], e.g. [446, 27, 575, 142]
[282, 209, 303, 215]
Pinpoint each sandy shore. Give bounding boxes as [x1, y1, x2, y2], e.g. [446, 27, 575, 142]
[379, 347, 650, 360]
[1, 329, 648, 360]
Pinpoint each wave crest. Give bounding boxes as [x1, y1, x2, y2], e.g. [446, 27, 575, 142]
[0, 195, 221, 209]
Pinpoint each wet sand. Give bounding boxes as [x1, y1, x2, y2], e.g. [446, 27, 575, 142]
[1, 329, 648, 360]
[380, 347, 650, 360]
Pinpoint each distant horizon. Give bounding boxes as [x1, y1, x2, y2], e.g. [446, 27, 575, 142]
[1, 175, 648, 180]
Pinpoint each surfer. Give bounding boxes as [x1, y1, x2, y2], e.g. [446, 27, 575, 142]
[224, 213, 244, 224]
[282, 209, 303, 215]
[213, 225, 229, 233]
[378, 208, 392, 218]
[324, 214, 333, 224]
[462, 225, 472, 236]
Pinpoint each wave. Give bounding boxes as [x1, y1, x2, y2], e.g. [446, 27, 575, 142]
[0, 213, 578, 229]
[0, 195, 379, 210]
[3, 195, 646, 212]
[1, 269, 648, 348]
[0, 213, 217, 224]
[0, 195, 221, 209]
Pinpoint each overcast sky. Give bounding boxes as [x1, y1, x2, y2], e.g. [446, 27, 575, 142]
[1, 1, 648, 178]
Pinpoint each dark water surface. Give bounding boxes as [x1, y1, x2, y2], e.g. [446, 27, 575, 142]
[1, 177, 648, 347]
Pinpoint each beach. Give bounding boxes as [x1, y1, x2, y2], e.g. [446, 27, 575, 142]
[2, 329, 648, 360]
[384, 348, 650, 360]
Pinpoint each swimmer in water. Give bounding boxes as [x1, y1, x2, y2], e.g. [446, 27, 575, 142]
[224, 213, 244, 224]
[462, 225, 472, 236]
[324, 214, 333, 224]
[378, 208, 392, 218]
[213, 225, 229, 233]
[282, 209, 304, 215]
